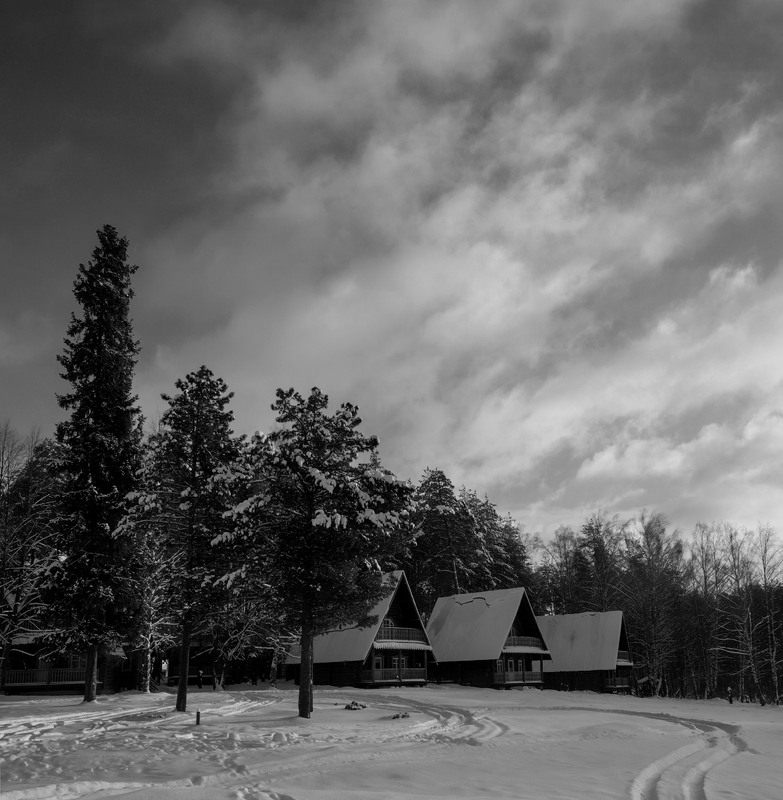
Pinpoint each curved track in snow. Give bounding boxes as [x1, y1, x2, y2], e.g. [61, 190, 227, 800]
[0, 690, 753, 800]
[628, 718, 745, 800]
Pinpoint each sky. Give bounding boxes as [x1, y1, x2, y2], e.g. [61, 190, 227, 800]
[2, 0, 783, 539]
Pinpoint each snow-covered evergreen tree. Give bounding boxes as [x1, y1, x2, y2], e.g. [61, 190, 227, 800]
[46, 225, 143, 702]
[228, 387, 413, 718]
[131, 366, 240, 712]
[405, 469, 478, 613]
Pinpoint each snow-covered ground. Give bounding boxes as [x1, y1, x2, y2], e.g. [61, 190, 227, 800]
[0, 682, 778, 799]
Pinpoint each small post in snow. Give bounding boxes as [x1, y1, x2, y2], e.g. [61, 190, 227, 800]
[196, 709, 201, 725]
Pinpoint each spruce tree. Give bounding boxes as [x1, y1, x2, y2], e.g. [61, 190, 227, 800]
[406, 469, 476, 613]
[48, 225, 142, 702]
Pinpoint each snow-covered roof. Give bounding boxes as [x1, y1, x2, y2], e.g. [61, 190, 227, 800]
[11, 629, 51, 645]
[536, 610, 629, 672]
[426, 587, 549, 663]
[305, 571, 431, 664]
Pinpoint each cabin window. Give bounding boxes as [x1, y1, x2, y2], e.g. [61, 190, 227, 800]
[392, 656, 407, 669]
[496, 660, 503, 672]
[382, 617, 396, 628]
[68, 653, 87, 669]
[506, 658, 515, 672]
[374, 656, 382, 670]
[518, 659, 524, 672]
[509, 625, 518, 637]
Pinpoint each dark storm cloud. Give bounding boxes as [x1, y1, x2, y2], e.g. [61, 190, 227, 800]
[3, 1, 783, 536]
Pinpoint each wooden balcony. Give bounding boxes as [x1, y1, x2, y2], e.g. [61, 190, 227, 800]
[4, 668, 89, 687]
[360, 667, 427, 684]
[375, 626, 428, 643]
[504, 636, 545, 649]
[493, 670, 543, 685]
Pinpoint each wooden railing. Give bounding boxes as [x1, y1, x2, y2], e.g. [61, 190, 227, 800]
[4, 668, 88, 686]
[504, 636, 545, 649]
[360, 667, 427, 683]
[375, 627, 428, 643]
[493, 670, 543, 684]
[617, 650, 631, 661]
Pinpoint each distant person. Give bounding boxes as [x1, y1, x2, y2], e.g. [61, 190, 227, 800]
[197, 669, 203, 689]
[727, 687, 733, 704]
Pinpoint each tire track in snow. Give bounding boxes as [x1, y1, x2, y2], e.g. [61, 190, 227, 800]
[629, 719, 744, 800]
[496, 702, 748, 800]
[371, 694, 509, 745]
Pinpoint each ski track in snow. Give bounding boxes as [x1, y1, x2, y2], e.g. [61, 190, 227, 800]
[0, 691, 749, 800]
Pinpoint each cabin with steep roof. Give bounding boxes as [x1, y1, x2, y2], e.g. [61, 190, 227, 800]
[426, 588, 550, 688]
[536, 610, 634, 693]
[289, 571, 432, 687]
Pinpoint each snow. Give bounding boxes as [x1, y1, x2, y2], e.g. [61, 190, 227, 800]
[0, 683, 778, 799]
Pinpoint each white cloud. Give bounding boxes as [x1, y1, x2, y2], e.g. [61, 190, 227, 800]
[133, 0, 783, 537]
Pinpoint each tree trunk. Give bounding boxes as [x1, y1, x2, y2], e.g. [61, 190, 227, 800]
[142, 639, 152, 693]
[176, 616, 192, 712]
[83, 644, 98, 702]
[299, 606, 314, 719]
[769, 619, 780, 704]
[0, 638, 11, 692]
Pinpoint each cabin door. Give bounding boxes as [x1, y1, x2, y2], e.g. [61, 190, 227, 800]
[506, 658, 515, 673]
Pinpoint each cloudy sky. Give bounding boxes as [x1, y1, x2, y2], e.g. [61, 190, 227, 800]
[2, 0, 783, 537]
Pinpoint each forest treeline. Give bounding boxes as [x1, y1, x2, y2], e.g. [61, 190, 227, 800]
[1, 227, 781, 716]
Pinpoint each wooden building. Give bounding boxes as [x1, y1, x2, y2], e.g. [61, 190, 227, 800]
[3, 631, 125, 694]
[289, 571, 432, 687]
[426, 587, 550, 688]
[536, 610, 634, 693]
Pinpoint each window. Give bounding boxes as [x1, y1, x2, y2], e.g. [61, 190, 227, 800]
[68, 653, 87, 669]
[381, 617, 396, 628]
[496, 660, 503, 672]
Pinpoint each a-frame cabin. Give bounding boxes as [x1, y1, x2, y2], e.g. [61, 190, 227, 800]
[296, 571, 432, 688]
[536, 610, 634, 693]
[426, 588, 550, 688]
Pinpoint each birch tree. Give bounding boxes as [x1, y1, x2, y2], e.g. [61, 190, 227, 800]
[621, 511, 684, 696]
[0, 432, 58, 688]
[755, 525, 782, 703]
[685, 522, 727, 698]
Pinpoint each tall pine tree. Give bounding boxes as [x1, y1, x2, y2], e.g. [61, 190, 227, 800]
[132, 366, 240, 712]
[47, 225, 142, 702]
